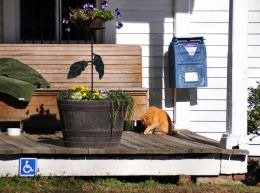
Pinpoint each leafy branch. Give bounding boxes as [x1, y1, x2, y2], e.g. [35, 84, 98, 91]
[67, 53, 104, 80]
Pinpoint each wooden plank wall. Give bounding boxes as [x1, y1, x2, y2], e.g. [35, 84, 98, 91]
[0, 44, 142, 89]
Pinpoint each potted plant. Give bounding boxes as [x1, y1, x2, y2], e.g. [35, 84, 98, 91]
[57, 86, 134, 148]
[57, 1, 133, 148]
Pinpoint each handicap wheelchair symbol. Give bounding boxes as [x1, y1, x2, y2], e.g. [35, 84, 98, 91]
[23, 161, 34, 173]
[19, 158, 37, 177]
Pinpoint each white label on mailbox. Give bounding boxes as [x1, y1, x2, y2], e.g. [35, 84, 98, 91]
[184, 72, 199, 82]
[184, 43, 198, 56]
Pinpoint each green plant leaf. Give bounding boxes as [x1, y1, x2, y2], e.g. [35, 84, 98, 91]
[93, 54, 104, 79]
[67, 60, 88, 79]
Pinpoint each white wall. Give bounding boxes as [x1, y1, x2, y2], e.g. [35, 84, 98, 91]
[248, 0, 260, 88]
[111, 0, 230, 140]
[110, 0, 175, 120]
[187, 0, 230, 140]
[248, 0, 260, 156]
[110, 0, 260, 143]
[189, 0, 260, 141]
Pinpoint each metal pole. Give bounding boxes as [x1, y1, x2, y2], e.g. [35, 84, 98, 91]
[91, 31, 94, 91]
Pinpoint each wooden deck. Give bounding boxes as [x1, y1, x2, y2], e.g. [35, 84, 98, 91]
[0, 130, 248, 176]
[0, 130, 247, 156]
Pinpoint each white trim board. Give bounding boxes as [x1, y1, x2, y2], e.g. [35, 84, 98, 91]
[0, 156, 247, 177]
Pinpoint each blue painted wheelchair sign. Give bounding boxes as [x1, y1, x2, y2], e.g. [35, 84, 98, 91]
[19, 158, 37, 177]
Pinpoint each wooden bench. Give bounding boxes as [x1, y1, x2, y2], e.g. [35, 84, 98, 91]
[0, 44, 147, 130]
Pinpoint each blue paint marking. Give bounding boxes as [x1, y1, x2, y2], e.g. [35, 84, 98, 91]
[19, 158, 37, 177]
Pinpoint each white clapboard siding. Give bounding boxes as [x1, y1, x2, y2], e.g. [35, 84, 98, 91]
[114, 0, 260, 143]
[190, 111, 226, 122]
[248, 58, 260, 67]
[192, 0, 229, 11]
[249, 0, 260, 10]
[190, 23, 229, 34]
[198, 34, 228, 46]
[248, 0, 260, 90]
[206, 46, 228, 57]
[248, 35, 260, 45]
[249, 12, 260, 22]
[190, 12, 229, 23]
[197, 89, 227, 100]
[115, 0, 174, 118]
[190, 100, 226, 111]
[190, 122, 226, 133]
[207, 58, 228, 68]
[248, 46, 260, 57]
[248, 23, 260, 34]
[187, 0, 230, 138]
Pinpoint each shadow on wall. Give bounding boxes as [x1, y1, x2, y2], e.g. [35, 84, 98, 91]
[166, 0, 197, 108]
[148, 0, 195, 109]
[163, 51, 197, 108]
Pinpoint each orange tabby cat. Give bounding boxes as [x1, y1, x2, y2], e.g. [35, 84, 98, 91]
[140, 106, 172, 135]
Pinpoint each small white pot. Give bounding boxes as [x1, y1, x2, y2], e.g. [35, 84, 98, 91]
[7, 128, 21, 136]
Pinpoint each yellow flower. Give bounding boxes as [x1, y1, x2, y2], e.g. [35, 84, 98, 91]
[80, 85, 89, 92]
[93, 90, 100, 96]
[71, 85, 78, 91]
[82, 92, 87, 97]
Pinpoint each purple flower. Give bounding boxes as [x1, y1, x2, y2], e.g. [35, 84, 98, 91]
[101, 1, 109, 9]
[116, 22, 123, 29]
[83, 3, 94, 9]
[62, 19, 69, 24]
[100, 89, 109, 93]
[115, 8, 122, 19]
[65, 27, 71, 32]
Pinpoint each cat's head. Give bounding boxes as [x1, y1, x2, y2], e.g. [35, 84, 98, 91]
[140, 115, 148, 127]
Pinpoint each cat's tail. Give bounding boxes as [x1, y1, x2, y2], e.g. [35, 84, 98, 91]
[167, 112, 173, 135]
[167, 113, 180, 136]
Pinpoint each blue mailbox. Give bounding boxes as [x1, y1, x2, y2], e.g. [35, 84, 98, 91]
[168, 37, 207, 88]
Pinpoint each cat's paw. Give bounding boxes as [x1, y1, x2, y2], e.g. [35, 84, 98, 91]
[144, 129, 152, 135]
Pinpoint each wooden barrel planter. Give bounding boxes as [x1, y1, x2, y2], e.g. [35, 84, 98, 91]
[57, 100, 124, 148]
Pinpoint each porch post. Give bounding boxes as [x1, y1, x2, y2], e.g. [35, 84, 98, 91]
[173, 0, 191, 129]
[220, 0, 249, 149]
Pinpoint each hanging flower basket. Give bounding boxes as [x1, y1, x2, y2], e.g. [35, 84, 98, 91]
[85, 18, 105, 30]
[62, 1, 123, 32]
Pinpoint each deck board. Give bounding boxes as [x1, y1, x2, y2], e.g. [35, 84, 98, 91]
[0, 130, 248, 156]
